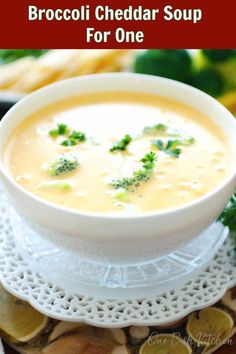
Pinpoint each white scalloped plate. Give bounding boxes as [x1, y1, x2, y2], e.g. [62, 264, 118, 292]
[0, 189, 236, 327]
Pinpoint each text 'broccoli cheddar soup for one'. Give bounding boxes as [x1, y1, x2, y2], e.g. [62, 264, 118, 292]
[3, 92, 232, 215]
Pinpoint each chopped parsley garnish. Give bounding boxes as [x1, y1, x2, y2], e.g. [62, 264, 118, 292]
[61, 131, 86, 146]
[61, 138, 77, 147]
[218, 190, 236, 249]
[152, 139, 182, 158]
[110, 134, 132, 152]
[42, 153, 79, 176]
[49, 124, 69, 137]
[218, 194, 236, 231]
[49, 124, 86, 147]
[111, 151, 157, 190]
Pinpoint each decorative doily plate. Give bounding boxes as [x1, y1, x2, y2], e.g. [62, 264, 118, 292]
[0, 189, 236, 327]
[10, 207, 228, 299]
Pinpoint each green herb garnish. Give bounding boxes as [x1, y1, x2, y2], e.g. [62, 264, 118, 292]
[110, 134, 132, 152]
[180, 137, 195, 145]
[61, 131, 86, 147]
[143, 123, 195, 146]
[152, 139, 182, 158]
[42, 153, 79, 176]
[143, 123, 169, 135]
[49, 124, 69, 137]
[218, 191, 236, 249]
[61, 138, 77, 147]
[49, 124, 86, 147]
[218, 195, 236, 231]
[111, 151, 157, 190]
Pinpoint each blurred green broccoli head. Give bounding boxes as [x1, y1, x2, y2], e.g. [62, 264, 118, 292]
[134, 49, 192, 83]
[43, 153, 79, 176]
[202, 50, 236, 63]
[190, 68, 225, 97]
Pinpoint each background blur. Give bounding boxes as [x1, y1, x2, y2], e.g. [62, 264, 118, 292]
[0, 49, 236, 119]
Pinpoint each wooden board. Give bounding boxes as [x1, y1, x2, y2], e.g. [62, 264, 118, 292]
[3, 336, 236, 354]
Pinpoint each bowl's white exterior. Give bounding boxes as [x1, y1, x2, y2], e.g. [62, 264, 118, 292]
[0, 74, 236, 264]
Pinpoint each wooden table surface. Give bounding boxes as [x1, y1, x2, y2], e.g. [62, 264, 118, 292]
[3, 336, 236, 353]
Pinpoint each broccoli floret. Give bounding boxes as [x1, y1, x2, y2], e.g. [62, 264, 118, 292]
[42, 153, 79, 176]
[194, 50, 236, 93]
[134, 50, 193, 83]
[143, 123, 168, 135]
[111, 152, 157, 190]
[143, 123, 194, 143]
[202, 50, 236, 63]
[0, 50, 47, 64]
[113, 188, 129, 202]
[38, 181, 72, 192]
[190, 68, 225, 97]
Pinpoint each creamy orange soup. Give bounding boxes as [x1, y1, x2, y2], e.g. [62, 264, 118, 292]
[4, 92, 231, 214]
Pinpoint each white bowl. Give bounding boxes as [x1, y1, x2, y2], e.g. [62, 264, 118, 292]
[0, 73, 236, 265]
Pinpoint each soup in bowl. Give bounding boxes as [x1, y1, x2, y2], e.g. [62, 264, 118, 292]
[0, 74, 236, 264]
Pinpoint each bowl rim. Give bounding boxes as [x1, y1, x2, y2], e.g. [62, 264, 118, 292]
[0, 72, 236, 220]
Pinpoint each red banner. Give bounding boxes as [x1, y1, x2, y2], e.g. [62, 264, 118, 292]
[0, 0, 235, 48]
